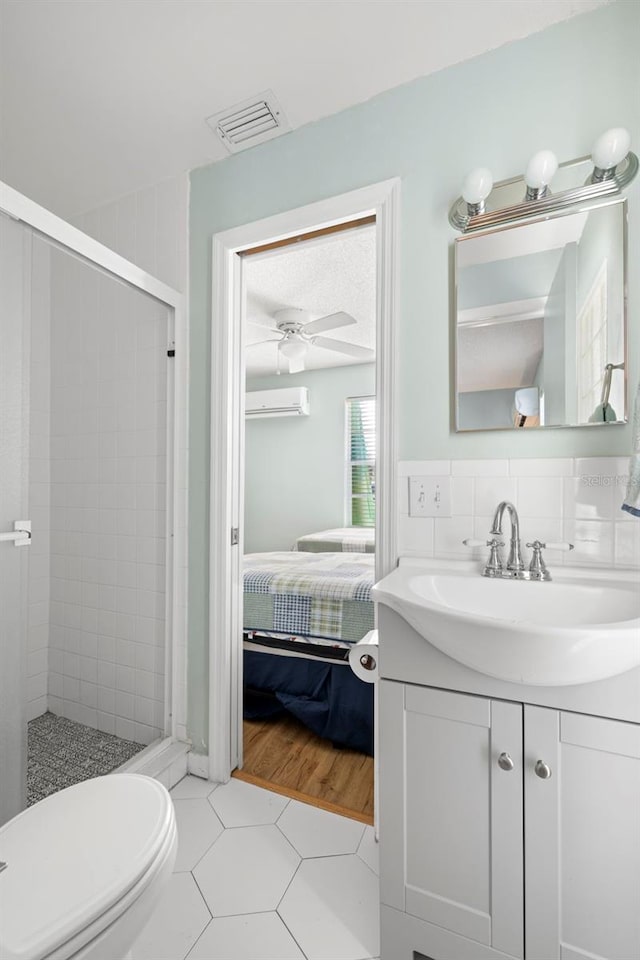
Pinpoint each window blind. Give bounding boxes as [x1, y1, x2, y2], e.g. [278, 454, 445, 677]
[346, 396, 376, 527]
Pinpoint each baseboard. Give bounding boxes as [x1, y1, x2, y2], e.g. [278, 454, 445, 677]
[187, 751, 210, 779]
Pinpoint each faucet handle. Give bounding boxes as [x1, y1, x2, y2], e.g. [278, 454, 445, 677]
[525, 541, 574, 551]
[462, 538, 504, 548]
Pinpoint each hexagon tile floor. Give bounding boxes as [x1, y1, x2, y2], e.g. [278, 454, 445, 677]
[130, 776, 380, 960]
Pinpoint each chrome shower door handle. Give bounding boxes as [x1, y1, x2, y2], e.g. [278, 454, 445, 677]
[0, 521, 31, 546]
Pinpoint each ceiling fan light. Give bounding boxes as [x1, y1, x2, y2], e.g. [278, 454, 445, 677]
[279, 336, 307, 361]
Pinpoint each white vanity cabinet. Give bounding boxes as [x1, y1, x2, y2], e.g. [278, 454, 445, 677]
[525, 706, 640, 960]
[379, 680, 640, 960]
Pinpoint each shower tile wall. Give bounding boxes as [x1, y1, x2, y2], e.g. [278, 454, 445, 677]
[47, 250, 168, 745]
[27, 239, 51, 721]
[74, 173, 189, 742]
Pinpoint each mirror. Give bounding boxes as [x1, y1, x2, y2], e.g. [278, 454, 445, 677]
[454, 198, 627, 431]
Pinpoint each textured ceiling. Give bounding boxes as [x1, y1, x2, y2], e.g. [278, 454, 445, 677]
[244, 224, 376, 378]
[0, 0, 606, 216]
[458, 317, 544, 392]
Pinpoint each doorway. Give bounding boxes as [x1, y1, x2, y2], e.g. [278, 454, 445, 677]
[238, 217, 377, 818]
[207, 180, 400, 818]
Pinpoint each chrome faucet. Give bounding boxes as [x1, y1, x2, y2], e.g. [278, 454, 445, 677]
[462, 500, 574, 580]
[490, 501, 525, 576]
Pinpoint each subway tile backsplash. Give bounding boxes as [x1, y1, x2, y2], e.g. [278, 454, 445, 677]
[398, 457, 639, 569]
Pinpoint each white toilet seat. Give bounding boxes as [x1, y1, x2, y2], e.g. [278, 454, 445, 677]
[0, 775, 177, 960]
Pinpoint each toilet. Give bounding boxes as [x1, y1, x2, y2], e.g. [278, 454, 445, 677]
[0, 774, 177, 960]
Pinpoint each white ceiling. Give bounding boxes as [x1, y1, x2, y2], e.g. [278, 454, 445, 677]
[244, 224, 376, 377]
[0, 0, 606, 217]
[458, 317, 543, 392]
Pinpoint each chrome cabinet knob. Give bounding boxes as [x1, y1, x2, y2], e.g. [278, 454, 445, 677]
[535, 759, 552, 779]
[498, 752, 514, 771]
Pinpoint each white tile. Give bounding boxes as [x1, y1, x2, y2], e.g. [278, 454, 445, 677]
[131, 872, 210, 960]
[397, 477, 409, 515]
[279, 855, 380, 960]
[193, 825, 300, 917]
[452, 459, 509, 477]
[573, 457, 629, 479]
[398, 460, 450, 477]
[563, 477, 615, 522]
[356, 825, 379, 876]
[615, 522, 640, 568]
[188, 913, 304, 960]
[471, 515, 494, 543]
[171, 798, 224, 872]
[398, 515, 434, 557]
[450, 476, 473, 517]
[277, 800, 364, 858]
[474, 477, 517, 517]
[433, 516, 474, 559]
[508, 458, 573, 477]
[516, 477, 562, 519]
[563, 519, 614, 567]
[209, 778, 288, 827]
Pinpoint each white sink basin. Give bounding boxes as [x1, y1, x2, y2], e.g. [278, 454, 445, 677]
[372, 558, 640, 686]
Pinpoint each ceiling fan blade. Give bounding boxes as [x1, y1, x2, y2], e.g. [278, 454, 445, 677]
[303, 311, 356, 335]
[312, 336, 375, 360]
[246, 337, 281, 348]
[247, 319, 281, 334]
[288, 356, 305, 374]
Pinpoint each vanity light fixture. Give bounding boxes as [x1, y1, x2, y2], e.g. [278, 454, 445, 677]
[524, 150, 558, 200]
[462, 167, 493, 216]
[449, 130, 638, 232]
[590, 127, 632, 182]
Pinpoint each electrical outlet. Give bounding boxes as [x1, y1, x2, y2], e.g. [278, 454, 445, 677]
[409, 476, 451, 517]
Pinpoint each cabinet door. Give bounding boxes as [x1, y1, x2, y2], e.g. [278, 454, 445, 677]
[380, 681, 523, 959]
[525, 707, 640, 960]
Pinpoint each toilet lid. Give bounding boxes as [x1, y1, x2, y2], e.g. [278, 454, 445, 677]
[0, 774, 173, 960]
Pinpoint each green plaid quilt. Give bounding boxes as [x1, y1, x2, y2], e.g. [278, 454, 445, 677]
[243, 551, 374, 642]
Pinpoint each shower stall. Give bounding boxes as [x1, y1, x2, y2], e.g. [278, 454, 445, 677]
[0, 182, 186, 825]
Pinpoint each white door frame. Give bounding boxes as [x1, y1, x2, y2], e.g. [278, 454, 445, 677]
[208, 179, 400, 782]
[0, 179, 188, 760]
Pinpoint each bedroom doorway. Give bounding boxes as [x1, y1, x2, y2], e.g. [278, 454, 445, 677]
[208, 180, 399, 816]
[238, 217, 378, 820]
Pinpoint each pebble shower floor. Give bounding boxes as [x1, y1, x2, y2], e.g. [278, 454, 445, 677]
[27, 712, 144, 805]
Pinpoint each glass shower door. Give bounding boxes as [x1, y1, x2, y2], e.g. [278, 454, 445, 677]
[0, 213, 30, 825]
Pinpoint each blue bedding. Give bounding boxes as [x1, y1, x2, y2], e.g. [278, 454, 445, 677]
[243, 649, 374, 756]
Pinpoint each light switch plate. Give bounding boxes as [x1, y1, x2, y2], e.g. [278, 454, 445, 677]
[409, 476, 451, 517]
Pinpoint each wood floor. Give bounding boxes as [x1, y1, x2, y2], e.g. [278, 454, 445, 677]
[235, 714, 374, 823]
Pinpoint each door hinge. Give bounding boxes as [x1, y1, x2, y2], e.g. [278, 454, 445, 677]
[231, 527, 239, 546]
[167, 348, 175, 358]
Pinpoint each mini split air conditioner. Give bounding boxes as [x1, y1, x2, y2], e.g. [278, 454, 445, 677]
[245, 387, 310, 419]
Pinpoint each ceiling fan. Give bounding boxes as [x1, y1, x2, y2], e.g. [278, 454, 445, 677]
[247, 307, 375, 374]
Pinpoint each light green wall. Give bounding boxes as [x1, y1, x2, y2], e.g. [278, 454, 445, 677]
[244, 365, 375, 553]
[188, 2, 640, 751]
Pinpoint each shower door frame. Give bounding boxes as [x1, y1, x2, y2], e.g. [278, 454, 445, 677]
[0, 180, 187, 767]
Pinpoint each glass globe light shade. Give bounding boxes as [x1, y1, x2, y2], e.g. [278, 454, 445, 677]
[462, 168, 493, 204]
[525, 150, 558, 189]
[592, 128, 631, 171]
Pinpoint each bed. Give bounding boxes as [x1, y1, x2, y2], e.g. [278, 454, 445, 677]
[294, 526, 375, 554]
[243, 551, 375, 755]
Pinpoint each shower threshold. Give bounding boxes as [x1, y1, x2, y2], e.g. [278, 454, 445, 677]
[27, 712, 144, 806]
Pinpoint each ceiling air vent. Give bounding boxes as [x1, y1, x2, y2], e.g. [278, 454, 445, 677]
[206, 91, 290, 154]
